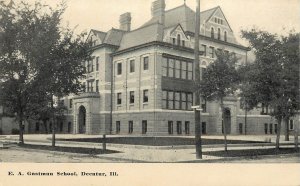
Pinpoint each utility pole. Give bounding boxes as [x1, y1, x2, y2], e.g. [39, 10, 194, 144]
[194, 0, 202, 159]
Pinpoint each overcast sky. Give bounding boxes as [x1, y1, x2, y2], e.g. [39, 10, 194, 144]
[14, 0, 300, 45]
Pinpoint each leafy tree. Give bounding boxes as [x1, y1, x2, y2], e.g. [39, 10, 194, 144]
[200, 51, 240, 152]
[0, 1, 90, 145]
[241, 29, 299, 150]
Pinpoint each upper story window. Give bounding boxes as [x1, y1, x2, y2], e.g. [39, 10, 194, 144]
[96, 57, 99, 71]
[224, 31, 227, 42]
[129, 91, 135, 104]
[117, 93, 122, 105]
[209, 47, 215, 58]
[211, 27, 215, 39]
[117, 62, 122, 75]
[96, 80, 99, 92]
[218, 28, 221, 40]
[69, 99, 73, 109]
[177, 34, 181, 46]
[201, 44, 207, 56]
[129, 59, 135, 73]
[143, 90, 149, 103]
[87, 80, 94, 92]
[143, 56, 149, 70]
[162, 56, 193, 80]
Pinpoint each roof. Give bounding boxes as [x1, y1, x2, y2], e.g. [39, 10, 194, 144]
[117, 23, 164, 51]
[103, 28, 125, 46]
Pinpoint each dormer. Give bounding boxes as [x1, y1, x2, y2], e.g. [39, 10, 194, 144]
[86, 29, 106, 47]
[164, 24, 190, 47]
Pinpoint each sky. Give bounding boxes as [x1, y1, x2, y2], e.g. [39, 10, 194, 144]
[11, 0, 300, 45]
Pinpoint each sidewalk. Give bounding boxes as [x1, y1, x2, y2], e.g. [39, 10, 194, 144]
[0, 134, 299, 162]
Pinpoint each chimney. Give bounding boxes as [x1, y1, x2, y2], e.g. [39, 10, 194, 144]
[119, 12, 131, 31]
[151, 0, 166, 25]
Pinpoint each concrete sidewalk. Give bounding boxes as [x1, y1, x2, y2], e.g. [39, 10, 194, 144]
[0, 134, 299, 162]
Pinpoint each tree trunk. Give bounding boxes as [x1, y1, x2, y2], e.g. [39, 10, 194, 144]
[284, 117, 289, 141]
[18, 118, 24, 144]
[221, 98, 228, 152]
[52, 117, 55, 147]
[244, 108, 247, 135]
[50, 95, 56, 147]
[276, 117, 282, 150]
[295, 119, 299, 151]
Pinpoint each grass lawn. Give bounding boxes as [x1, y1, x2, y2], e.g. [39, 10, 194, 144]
[18, 144, 120, 155]
[59, 137, 268, 146]
[203, 148, 300, 157]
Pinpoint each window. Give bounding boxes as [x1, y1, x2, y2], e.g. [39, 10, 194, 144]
[82, 82, 86, 92]
[128, 121, 133, 134]
[117, 93, 122, 105]
[96, 57, 99, 71]
[69, 99, 73, 109]
[117, 62, 122, 75]
[35, 122, 39, 132]
[209, 47, 215, 58]
[60, 122, 63, 132]
[202, 122, 206, 134]
[172, 38, 176, 45]
[201, 44, 207, 56]
[162, 57, 168, 76]
[87, 60, 92, 72]
[214, 17, 217, 23]
[269, 123, 273, 134]
[187, 62, 193, 80]
[221, 19, 223, 25]
[168, 58, 174, 78]
[177, 121, 182, 134]
[264, 123, 268, 134]
[130, 59, 135, 73]
[224, 31, 227, 42]
[177, 34, 181, 46]
[274, 124, 278, 134]
[162, 91, 167, 109]
[211, 27, 215, 39]
[129, 91, 134, 104]
[116, 121, 120, 134]
[96, 80, 99, 92]
[174, 92, 180, 109]
[218, 28, 221, 40]
[87, 80, 94, 92]
[143, 56, 149, 70]
[239, 123, 243, 134]
[143, 90, 149, 103]
[68, 122, 72, 133]
[168, 91, 174, 109]
[175, 60, 181, 78]
[142, 120, 147, 134]
[289, 120, 294, 130]
[168, 121, 173, 134]
[181, 61, 187, 79]
[201, 99, 206, 112]
[185, 121, 190, 134]
[182, 40, 185, 47]
[91, 58, 94, 72]
[162, 90, 193, 111]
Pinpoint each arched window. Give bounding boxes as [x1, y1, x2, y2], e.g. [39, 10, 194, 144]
[211, 27, 214, 39]
[177, 34, 181, 46]
[224, 31, 227, 42]
[218, 28, 221, 40]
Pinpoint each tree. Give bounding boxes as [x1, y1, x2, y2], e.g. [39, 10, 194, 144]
[241, 29, 299, 150]
[0, 1, 90, 145]
[199, 50, 240, 152]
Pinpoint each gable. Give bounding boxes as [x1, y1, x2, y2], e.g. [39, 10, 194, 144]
[207, 7, 233, 32]
[170, 24, 188, 40]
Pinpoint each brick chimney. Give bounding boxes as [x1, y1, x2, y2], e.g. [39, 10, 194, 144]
[119, 12, 131, 31]
[151, 0, 165, 25]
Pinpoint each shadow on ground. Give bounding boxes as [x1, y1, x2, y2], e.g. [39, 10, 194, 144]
[18, 144, 120, 155]
[202, 148, 300, 157]
[59, 137, 268, 146]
